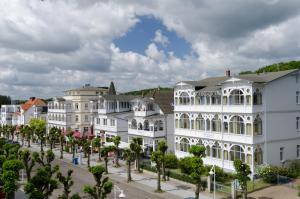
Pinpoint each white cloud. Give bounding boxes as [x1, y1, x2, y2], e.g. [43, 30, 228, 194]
[153, 29, 169, 46]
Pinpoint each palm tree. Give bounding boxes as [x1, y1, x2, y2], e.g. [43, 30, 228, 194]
[123, 148, 135, 182]
[158, 140, 168, 181]
[151, 150, 164, 192]
[130, 137, 143, 173]
[92, 137, 102, 161]
[101, 146, 115, 174]
[112, 136, 121, 167]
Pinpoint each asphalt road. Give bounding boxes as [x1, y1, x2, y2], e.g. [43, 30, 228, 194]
[51, 159, 166, 199]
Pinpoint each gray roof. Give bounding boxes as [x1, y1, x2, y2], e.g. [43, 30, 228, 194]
[180, 69, 299, 91]
[65, 86, 108, 92]
[105, 111, 133, 117]
[146, 90, 174, 114]
[101, 94, 136, 101]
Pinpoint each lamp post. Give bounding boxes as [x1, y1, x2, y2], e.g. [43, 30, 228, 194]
[209, 165, 216, 199]
[114, 185, 126, 199]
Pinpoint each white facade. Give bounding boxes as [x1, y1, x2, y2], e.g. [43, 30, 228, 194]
[91, 95, 134, 143]
[0, 105, 20, 126]
[47, 85, 108, 133]
[174, 69, 300, 173]
[128, 91, 174, 156]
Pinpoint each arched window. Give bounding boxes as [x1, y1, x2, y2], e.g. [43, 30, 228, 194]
[206, 96, 211, 105]
[144, 120, 149, 131]
[195, 115, 205, 131]
[230, 145, 245, 162]
[212, 115, 221, 132]
[206, 145, 211, 157]
[179, 92, 190, 105]
[211, 94, 221, 105]
[180, 114, 190, 129]
[254, 147, 263, 165]
[138, 123, 143, 130]
[253, 89, 262, 105]
[131, 119, 137, 129]
[229, 89, 244, 105]
[253, 115, 262, 135]
[246, 123, 252, 135]
[180, 138, 190, 152]
[206, 119, 211, 131]
[158, 120, 163, 131]
[212, 143, 221, 159]
[229, 116, 245, 134]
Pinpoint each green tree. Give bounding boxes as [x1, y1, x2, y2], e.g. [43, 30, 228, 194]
[83, 165, 113, 199]
[164, 154, 178, 169]
[130, 137, 142, 173]
[48, 127, 60, 150]
[157, 140, 168, 181]
[32, 150, 56, 168]
[59, 131, 65, 159]
[101, 146, 115, 174]
[29, 118, 46, 153]
[24, 125, 32, 148]
[123, 148, 135, 182]
[112, 136, 121, 167]
[19, 150, 35, 181]
[151, 151, 164, 192]
[57, 170, 74, 199]
[19, 125, 26, 147]
[234, 159, 251, 199]
[1, 159, 24, 199]
[92, 138, 102, 161]
[82, 139, 92, 168]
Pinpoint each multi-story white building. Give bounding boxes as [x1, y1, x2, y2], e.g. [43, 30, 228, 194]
[128, 91, 174, 156]
[47, 84, 108, 133]
[174, 69, 300, 173]
[1, 105, 20, 126]
[91, 94, 134, 143]
[12, 97, 47, 126]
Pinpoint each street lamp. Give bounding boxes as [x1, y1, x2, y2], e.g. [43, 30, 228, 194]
[209, 165, 216, 199]
[114, 185, 126, 199]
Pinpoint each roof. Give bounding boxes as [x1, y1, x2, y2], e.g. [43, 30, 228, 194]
[101, 94, 136, 101]
[65, 85, 108, 92]
[179, 69, 299, 91]
[21, 98, 47, 111]
[147, 90, 174, 114]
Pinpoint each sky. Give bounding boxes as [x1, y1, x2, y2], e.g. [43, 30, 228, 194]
[1, 0, 300, 99]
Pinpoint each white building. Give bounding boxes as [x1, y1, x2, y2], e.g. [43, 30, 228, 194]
[47, 84, 108, 134]
[91, 94, 134, 143]
[128, 91, 174, 156]
[174, 69, 300, 173]
[1, 105, 20, 126]
[12, 97, 47, 126]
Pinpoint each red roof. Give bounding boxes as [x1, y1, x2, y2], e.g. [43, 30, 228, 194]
[21, 98, 47, 112]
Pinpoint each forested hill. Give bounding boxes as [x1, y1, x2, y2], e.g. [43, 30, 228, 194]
[123, 87, 173, 96]
[239, 60, 300, 75]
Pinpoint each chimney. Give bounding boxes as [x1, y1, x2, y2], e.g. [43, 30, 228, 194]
[30, 97, 36, 101]
[225, 70, 231, 77]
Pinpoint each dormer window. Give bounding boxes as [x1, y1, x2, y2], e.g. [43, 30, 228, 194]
[147, 103, 154, 111]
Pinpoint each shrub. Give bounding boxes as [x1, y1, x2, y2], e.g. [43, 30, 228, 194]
[179, 157, 193, 174]
[165, 154, 178, 169]
[64, 146, 70, 153]
[286, 160, 300, 177]
[257, 165, 297, 183]
[205, 165, 234, 183]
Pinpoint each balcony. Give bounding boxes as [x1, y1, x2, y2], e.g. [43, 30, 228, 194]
[128, 128, 165, 138]
[175, 104, 263, 113]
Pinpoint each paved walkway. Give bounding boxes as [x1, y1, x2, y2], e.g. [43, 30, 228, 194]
[24, 142, 220, 199]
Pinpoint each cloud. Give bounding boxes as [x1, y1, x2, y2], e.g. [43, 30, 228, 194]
[0, 0, 300, 99]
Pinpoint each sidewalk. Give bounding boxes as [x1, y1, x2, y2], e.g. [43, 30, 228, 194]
[25, 142, 220, 199]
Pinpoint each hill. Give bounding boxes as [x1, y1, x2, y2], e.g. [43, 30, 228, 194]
[239, 60, 300, 75]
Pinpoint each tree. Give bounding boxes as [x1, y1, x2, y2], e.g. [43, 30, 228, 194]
[130, 137, 143, 173]
[48, 127, 60, 150]
[29, 118, 46, 153]
[123, 149, 135, 183]
[59, 131, 65, 159]
[101, 146, 115, 174]
[57, 170, 74, 199]
[83, 165, 113, 199]
[24, 125, 32, 148]
[0, 95, 11, 108]
[82, 139, 92, 168]
[2, 159, 24, 199]
[112, 136, 121, 167]
[19, 125, 26, 146]
[32, 150, 56, 168]
[19, 150, 35, 181]
[24, 166, 59, 199]
[157, 140, 168, 181]
[151, 151, 164, 192]
[234, 159, 251, 199]
[8, 125, 16, 141]
[67, 135, 77, 159]
[108, 81, 116, 95]
[92, 138, 102, 161]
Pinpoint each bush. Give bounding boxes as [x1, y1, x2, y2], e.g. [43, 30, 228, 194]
[286, 160, 300, 177]
[165, 154, 178, 169]
[205, 165, 234, 183]
[179, 157, 193, 174]
[257, 165, 297, 183]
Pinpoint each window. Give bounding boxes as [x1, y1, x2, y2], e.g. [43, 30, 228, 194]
[254, 115, 263, 135]
[75, 115, 79, 122]
[144, 120, 149, 131]
[212, 143, 221, 159]
[84, 103, 88, 110]
[280, 147, 284, 161]
[254, 147, 263, 165]
[253, 89, 262, 105]
[131, 119, 137, 129]
[229, 89, 244, 105]
[103, 119, 107, 126]
[180, 114, 190, 129]
[297, 117, 300, 131]
[229, 116, 245, 134]
[206, 119, 211, 131]
[84, 115, 89, 122]
[179, 138, 190, 152]
[75, 103, 79, 110]
[110, 119, 115, 126]
[96, 118, 100, 124]
[297, 145, 300, 158]
[296, 91, 299, 104]
[179, 92, 190, 105]
[230, 145, 245, 162]
[212, 115, 221, 132]
[195, 115, 205, 131]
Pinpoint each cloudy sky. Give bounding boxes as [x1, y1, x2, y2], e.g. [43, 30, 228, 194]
[1, 0, 300, 99]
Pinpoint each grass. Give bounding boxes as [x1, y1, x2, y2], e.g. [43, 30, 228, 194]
[247, 179, 272, 193]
